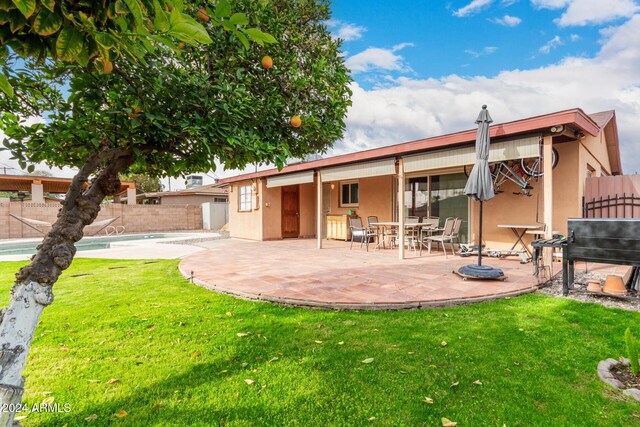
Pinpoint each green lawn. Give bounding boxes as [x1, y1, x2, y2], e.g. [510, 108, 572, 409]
[1, 259, 639, 426]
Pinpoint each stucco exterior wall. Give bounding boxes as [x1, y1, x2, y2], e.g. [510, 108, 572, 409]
[299, 182, 316, 237]
[228, 180, 262, 240]
[326, 175, 394, 223]
[261, 183, 282, 240]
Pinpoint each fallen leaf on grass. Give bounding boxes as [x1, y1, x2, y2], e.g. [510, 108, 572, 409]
[368, 417, 376, 422]
[441, 417, 457, 426]
[84, 414, 98, 421]
[241, 362, 248, 368]
[450, 381, 459, 387]
[114, 410, 127, 418]
[268, 357, 279, 363]
[441, 341, 447, 347]
[338, 341, 345, 345]
[226, 311, 233, 317]
[42, 396, 55, 405]
[60, 347, 69, 352]
[399, 370, 407, 374]
[191, 351, 201, 359]
[147, 325, 156, 331]
[473, 380, 483, 385]
[106, 378, 119, 384]
[408, 351, 415, 355]
[236, 332, 250, 337]
[423, 397, 434, 404]
[244, 379, 255, 385]
[314, 340, 323, 344]
[151, 403, 161, 412]
[362, 358, 374, 364]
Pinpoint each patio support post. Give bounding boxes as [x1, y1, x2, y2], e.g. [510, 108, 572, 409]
[543, 135, 553, 267]
[316, 171, 322, 249]
[398, 159, 405, 260]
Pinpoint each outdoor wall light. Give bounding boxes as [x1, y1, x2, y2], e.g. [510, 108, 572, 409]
[331, 183, 335, 190]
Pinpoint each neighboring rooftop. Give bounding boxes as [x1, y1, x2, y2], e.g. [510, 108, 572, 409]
[0, 174, 134, 195]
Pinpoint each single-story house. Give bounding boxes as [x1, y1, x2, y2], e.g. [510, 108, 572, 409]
[126, 183, 229, 205]
[221, 108, 621, 257]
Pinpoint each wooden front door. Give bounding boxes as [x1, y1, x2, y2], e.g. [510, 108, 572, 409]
[282, 185, 300, 238]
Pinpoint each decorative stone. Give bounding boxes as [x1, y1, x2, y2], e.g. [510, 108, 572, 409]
[597, 358, 640, 401]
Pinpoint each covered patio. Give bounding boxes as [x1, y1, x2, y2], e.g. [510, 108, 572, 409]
[179, 238, 541, 309]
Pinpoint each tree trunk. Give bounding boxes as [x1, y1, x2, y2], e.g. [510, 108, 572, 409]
[0, 149, 133, 426]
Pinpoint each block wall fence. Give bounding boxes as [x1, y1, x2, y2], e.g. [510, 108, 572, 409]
[0, 201, 203, 239]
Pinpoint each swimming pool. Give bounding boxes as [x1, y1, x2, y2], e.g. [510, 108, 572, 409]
[0, 233, 191, 256]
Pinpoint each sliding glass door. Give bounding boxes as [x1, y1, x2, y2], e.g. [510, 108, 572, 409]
[404, 173, 469, 243]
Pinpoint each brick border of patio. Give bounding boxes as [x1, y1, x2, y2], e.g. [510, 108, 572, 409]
[177, 264, 540, 311]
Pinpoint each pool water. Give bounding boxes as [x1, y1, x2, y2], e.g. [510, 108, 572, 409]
[0, 234, 189, 256]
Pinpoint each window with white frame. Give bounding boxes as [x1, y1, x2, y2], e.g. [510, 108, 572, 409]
[340, 181, 359, 207]
[239, 185, 252, 211]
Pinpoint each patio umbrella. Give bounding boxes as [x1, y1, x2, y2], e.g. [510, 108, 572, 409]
[458, 105, 504, 279]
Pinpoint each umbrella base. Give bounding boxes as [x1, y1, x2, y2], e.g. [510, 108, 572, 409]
[456, 264, 506, 280]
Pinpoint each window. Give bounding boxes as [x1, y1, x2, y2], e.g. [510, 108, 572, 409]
[239, 185, 251, 211]
[340, 181, 359, 207]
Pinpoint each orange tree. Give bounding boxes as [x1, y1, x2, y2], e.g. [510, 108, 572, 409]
[0, 0, 351, 424]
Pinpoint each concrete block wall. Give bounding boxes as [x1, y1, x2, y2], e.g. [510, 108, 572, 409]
[0, 202, 203, 239]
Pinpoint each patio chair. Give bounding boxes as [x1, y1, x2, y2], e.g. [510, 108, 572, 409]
[349, 217, 377, 251]
[366, 216, 386, 249]
[404, 217, 421, 251]
[451, 217, 463, 250]
[418, 217, 440, 254]
[423, 217, 456, 258]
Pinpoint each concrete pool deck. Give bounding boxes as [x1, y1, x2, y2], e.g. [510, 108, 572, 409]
[0, 232, 218, 261]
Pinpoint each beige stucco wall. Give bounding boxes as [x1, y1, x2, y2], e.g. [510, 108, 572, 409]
[228, 180, 262, 240]
[299, 182, 317, 238]
[326, 175, 394, 223]
[262, 182, 282, 240]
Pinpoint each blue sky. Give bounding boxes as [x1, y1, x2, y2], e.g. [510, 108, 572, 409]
[330, 0, 607, 85]
[1, 0, 639, 183]
[322, 0, 640, 175]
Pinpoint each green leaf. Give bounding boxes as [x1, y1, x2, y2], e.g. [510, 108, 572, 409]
[0, 0, 16, 12]
[26, 164, 34, 173]
[123, 0, 144, 27]
[228, 13, 248, 26]
[0, 73, 13, 97]
[11, 0, 35, 18]
[153, 0, 169, 32]
[167, 0, 182, 12]
[56, 27, 84, 62]
[214, 0, 231, 18]
[32, 7, 63, 36]
[169, 13, 211, 45]
[0, 10, 10, 24]
[235, 31, 249, 50]
[76, 47, 89, 66]
[243, 28, 277, 44]
[361, 358, 374, 364]
[40, 0, 54, 12]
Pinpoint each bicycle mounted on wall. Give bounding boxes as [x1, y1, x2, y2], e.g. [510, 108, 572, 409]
[464, 137, 559, 196]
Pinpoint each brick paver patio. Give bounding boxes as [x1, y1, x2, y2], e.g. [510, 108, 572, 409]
[179, 238, 543, 309]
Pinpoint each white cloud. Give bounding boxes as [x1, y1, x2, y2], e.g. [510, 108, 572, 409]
[491, 14, 523, 26]
[453, 0, 494, 17]
[465, 46, 499, 58]
[332, 15, 640, 175]
[539, 35, 563, 53]
[532, 0, 639, 26]
[569, 33, 581, 41]
[345, 43, 414, 74]
[325, 20, 367, 42]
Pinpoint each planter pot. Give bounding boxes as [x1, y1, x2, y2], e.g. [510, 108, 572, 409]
[597, 358, 640, 401]
[603, 275, 626, 295]
[587, 279, 602, 293]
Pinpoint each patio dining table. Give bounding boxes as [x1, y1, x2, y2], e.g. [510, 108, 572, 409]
[370, 222, 434, 250]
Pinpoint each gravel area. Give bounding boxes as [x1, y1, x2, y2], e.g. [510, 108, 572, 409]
[539, 269, 640, 312]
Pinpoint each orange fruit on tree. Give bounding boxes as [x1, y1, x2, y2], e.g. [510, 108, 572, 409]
[261, 55, 273, 69]
[290, 116, 302, 128]
[198, 7, 209, 22]
[102, 60, 113, 75]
